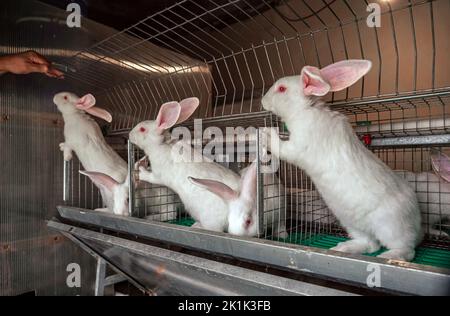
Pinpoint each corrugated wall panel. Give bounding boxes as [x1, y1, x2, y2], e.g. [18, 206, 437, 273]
[0, 0, 119, 296]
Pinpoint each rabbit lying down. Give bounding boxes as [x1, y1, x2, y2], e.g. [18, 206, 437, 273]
[54, 92, 130, 215]
[298, 171, 449, 238]
[262, 60, 422, 261]
[394, 171, 450, 237]
[395, 151, 450, 237]
[189, 162, 289, 238]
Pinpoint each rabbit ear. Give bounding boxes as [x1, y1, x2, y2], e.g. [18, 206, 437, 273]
[320, 60, 372, 92]
[239, 161, 258, 202]
[76, 93, 112, 122]
[84, 107, 113, 123]
[301, 66, 331, 97]
[80, 170, 119, 193]
[188, 177, 238, 202]
[177, 97, 200, 124]
[431, 150, 450, 183]
[156, 101, 181, 133]
[76, 94, 96, 109]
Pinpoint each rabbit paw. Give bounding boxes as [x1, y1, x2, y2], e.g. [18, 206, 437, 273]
[138, 167, 157, 183]
[135, 156, 149, 170]
[63, 150, 73, 161]
[331, 239, 380, 254]
[261, 127, 280, 157]
[261, 127, 278, 143]
[60, 142, 73, 161]
[377, 248, 415, 262]
[94, 207, 111, 213]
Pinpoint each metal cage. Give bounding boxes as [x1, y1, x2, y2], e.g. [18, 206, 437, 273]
[54, 0, 450, 295]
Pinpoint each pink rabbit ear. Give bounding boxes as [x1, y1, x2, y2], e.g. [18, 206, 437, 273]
[177, 97, 200, 124]
[84, 107, 113, 123]
[301, 66, 331, 96]
[188, 177, 238, 202]
[240, 161, 257, 202]
[76, 93, 96, 109]
[431, 150, 450, 183]
[320, 59, 372, 92]
[156, 101, 181, 133]
[80, 170, 119, 193]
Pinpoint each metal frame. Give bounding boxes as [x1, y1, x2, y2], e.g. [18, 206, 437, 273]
[94, 258, 128, 296]
[53, 0, 450, 295]
[56, 0, 449, 133]
[48, 219, 355, 296]
[371, 134, 450, 147]
[56, 206, 450, 296]
[127, 140, 135, 216]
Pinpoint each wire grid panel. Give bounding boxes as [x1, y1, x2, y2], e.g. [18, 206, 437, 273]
[60, 0, 450, 133]
[62, 140, 183, 222]
[57, 0, 450, 249]
[63, 158, 103, 211]
[376, 146, 450, 240]
[60, 113, 449, 247]
[132, 147, 184, 222]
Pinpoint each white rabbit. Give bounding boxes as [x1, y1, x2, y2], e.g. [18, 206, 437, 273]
[394, 150, 450, 237]
[261, 60, 422, 261]
[241, 165, 289, 238]
[129, 98, 242, 233]
[53, 92, 129, 216]
[394, 170, 449, 237]
[189, 162, 289, 238]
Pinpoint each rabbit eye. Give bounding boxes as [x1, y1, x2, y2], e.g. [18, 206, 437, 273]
[139, 127, 146, 132]
[63, 95, 68, 100]
[278, 85, 287, 93]
[244, 218, 252, 228]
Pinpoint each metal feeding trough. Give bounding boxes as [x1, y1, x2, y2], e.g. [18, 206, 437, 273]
[48, 206, 450, 296]
[48, 212, 355, 296]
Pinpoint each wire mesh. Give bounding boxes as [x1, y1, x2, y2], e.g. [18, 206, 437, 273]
[60, 0, 450, 252]
[58, 0, 450, 133]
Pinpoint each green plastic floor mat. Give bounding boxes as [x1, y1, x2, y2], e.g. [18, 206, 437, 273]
[281, 233, 450, 269]
[168, 217, 196, 227]
[167, 218, 450, 269]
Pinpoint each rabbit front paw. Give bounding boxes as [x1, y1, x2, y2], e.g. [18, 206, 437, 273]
[138, 167, 157, 183]
[60, 142, 73, 161]
[135, 156, 149, 170]
[261, 127, 280, 157]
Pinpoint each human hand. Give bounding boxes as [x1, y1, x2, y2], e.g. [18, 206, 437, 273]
[0, 50, 64, 78]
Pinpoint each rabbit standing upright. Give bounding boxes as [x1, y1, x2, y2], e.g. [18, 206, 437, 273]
[189, 162, 289, 238]
[53, 92, 129, 215]
[261, 60, 422, 261]
[129, 98, 243, 233]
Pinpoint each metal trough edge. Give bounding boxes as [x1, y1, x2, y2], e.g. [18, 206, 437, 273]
[56, 206, 450, 296]
[48, 219, 354, 296]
